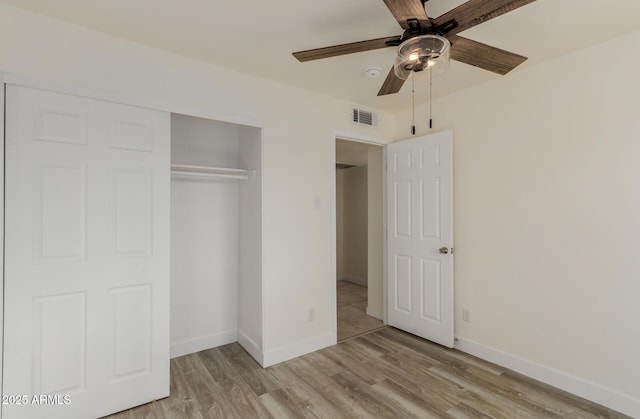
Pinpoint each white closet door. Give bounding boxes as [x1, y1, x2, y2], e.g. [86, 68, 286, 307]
[3, 85, 170, 419]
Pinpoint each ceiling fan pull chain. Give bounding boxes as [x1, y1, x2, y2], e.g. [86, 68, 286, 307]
[411, 71, 416, 135]
[429, 67, 433, 129]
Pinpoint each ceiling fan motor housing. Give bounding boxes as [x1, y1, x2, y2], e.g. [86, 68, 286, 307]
[394, 35, 450, 80]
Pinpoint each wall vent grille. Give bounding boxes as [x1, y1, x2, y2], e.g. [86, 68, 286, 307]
[352, 107, 378, 127]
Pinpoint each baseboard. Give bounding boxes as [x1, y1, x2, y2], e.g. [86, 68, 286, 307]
[262, 332, 334, 367]
[339, 275, 367, 286]
[454, 337, 640, 418]
[170, 330, 237, 359]
[237, 330, 264, 366]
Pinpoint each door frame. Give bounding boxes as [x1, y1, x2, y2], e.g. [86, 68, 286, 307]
[329, 129, 388, 343]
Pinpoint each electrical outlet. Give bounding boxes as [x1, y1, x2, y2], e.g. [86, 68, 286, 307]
[462, 308, 471, 323]
[308, 309, 315, 322]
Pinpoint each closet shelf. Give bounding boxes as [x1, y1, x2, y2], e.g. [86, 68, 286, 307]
[170, 164, 254, 180]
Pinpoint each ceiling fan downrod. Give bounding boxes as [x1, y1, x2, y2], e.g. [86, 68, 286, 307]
[400, 18, 458, 43]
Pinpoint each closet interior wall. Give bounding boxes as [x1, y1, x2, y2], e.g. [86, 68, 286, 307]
[170, 114, 262, 360]
[337, 165, 368, 285]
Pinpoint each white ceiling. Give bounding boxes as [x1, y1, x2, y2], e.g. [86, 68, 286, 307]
[3, 0, 640, 113]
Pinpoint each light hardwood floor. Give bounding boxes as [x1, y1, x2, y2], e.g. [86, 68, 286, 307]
[106, 327, 628, 419]
[337, 281, 384, 341]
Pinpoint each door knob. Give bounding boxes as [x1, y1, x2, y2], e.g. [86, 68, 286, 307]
[439, 247, 449, 254]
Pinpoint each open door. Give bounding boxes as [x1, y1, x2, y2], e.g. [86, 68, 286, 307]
[386, 130, 454, 347]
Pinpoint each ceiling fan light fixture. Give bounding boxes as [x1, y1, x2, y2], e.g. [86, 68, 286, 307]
[394, 34, 450, 80]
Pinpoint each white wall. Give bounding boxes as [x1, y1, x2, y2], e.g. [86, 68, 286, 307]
[170, 179, 239, 357]
[367, 146, 384, 319]
[171, 114, 240, 167]
[238, 125, 263, 358]
[341, 166, 368, 283]
[0, 3, 395, 364]
[170, 115, 242, 357]
[394, 30, 640, 416]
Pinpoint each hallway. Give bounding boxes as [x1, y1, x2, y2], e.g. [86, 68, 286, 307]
[336, 281, 384, 341]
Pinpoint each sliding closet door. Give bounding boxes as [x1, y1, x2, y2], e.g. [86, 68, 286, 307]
[3, 85, 170, 419]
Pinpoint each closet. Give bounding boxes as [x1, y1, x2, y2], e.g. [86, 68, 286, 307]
[169, 113, 263, 361]
[1, 80, 263, 419]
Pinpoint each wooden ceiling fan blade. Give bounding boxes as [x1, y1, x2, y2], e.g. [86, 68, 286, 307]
[449, 35, 527, 75]
[383, 0, 430, 29]
[435, 0, 536, 36]
[378, 67, 406, 96]
[293, 36, 400, 62]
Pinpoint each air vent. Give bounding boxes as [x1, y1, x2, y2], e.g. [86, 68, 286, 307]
[352, 107, 378, 127]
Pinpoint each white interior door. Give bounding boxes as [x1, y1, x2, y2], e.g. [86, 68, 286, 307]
[386, 130, 454, 347]
[3, 85, 170, 418]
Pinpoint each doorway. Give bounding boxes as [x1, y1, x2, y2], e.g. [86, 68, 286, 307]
[330, 130, 454, 347]
[335, 138, 384, 341]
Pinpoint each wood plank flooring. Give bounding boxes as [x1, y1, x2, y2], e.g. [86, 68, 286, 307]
[337, 281, 384, 341]
[106, 327, 629, 419]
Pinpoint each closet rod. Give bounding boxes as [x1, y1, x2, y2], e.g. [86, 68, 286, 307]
[170, 164, 253, 180]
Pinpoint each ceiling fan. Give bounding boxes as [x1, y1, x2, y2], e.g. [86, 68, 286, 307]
[292, 0, 536, 96]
